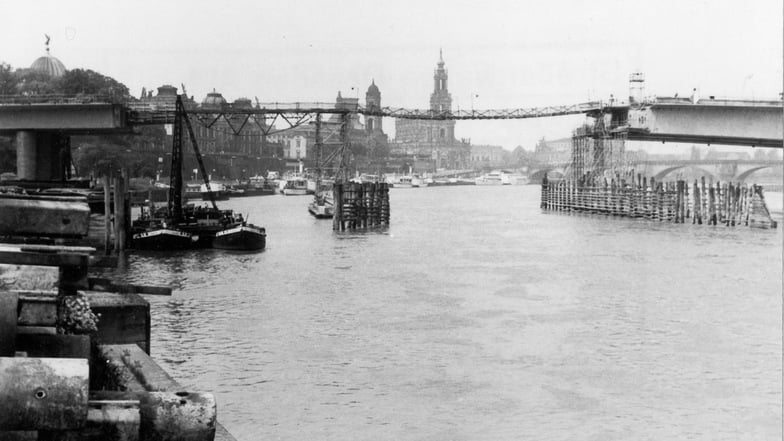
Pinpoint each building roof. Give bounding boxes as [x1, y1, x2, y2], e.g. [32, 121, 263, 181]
[31, 36, 67, 77]
[202, 89, 227, 108]
[366, 79, 380, 97]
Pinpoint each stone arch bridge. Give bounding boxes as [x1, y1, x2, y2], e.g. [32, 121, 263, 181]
[529, 159, 782, 182]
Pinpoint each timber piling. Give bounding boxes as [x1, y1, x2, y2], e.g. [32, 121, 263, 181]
[540, 174, 777, 229]
[332, 182, 390, 231]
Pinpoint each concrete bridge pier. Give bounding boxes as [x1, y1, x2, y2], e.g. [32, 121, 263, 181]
[15, 131, 36, 180]
[15, 131, 68, 181]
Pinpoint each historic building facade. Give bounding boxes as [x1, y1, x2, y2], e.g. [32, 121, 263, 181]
[269, 83, 388, 167]
[391, 51, 470, 171]
[140, 82, 389, 176]
[470, 144, 506, 167]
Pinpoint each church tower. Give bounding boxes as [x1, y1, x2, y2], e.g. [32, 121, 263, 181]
[365, 79, 382, 133]
[429, 49, 452, 113]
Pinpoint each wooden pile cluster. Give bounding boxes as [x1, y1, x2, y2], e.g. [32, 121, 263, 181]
[540, 174, 777, 228]
[103, 173, 131, 252]
[332, 182, 390, 231]
[0, 193, 227, 440]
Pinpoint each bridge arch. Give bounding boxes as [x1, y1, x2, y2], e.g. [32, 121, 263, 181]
[529, 168, 566, 182]
[653, 165, 715, 181]
[736, 165, 772, 182]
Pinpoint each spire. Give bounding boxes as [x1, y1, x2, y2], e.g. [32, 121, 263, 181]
[44, 34, 51, 54]
[437, 48, 445, 67]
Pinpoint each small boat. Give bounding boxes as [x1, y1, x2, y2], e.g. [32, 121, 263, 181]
[213, 222, 266, 251]
[131, 227, 196, 251]
[131, 207, 197, 250]
[392, 176, 414, 188]
[225, 184, 246, 197]
[351, 174, 381, 184]
[282, 178, 308, 196]
[243, 176, 277, 196]
[308, 201, 333, 218]
[411, 176, 428, 188]
[183, 183, 201, 200]
[308, 188, 334, 218]
[475, 171, 510, 185]
[131, 95, 268, 252]
[143, 204, 266, 251]
[200, 183, 229, 201]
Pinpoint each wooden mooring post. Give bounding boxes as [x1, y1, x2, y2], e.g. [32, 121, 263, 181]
[332, 182, 390, 231]
[540, 175, 776, 229]
[102, 176, 112, 254]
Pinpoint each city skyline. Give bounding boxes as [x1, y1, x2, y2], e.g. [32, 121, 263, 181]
[2, 0, 781, 152]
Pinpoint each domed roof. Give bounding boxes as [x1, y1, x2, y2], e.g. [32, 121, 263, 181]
[202, 89, 226, 108]
[366, 79, 380, 96]
[232, 97, 252, 108]
[30, 53, 67, 78]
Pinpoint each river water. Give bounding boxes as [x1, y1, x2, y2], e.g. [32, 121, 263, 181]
[102, 185, 782, 441]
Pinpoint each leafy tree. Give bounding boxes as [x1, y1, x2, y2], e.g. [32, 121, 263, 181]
[56, 68, 130, 101]
[0, 62, 16, 95]
[13, 68, 59, 95]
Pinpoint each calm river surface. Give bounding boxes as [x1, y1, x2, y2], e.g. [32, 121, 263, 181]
[102, 185, 782, 441]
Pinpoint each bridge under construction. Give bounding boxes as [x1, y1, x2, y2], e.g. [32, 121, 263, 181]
[0, 90, 781, 183]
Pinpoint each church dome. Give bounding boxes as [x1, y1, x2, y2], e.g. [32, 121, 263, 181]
[232, 97, 252, 108]
[202, 89, 226, 108]
[30, 52, 66, 78]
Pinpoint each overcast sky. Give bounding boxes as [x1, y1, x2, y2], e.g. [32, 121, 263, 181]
[3, 0, 782, 151]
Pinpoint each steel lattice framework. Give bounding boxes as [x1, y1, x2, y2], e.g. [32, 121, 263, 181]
[122, 100, 604, 126]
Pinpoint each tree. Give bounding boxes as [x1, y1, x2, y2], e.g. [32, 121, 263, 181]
[56, 69, 130, 101]
[0, 62, 16, 95]
[13, 68, 59, 95]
